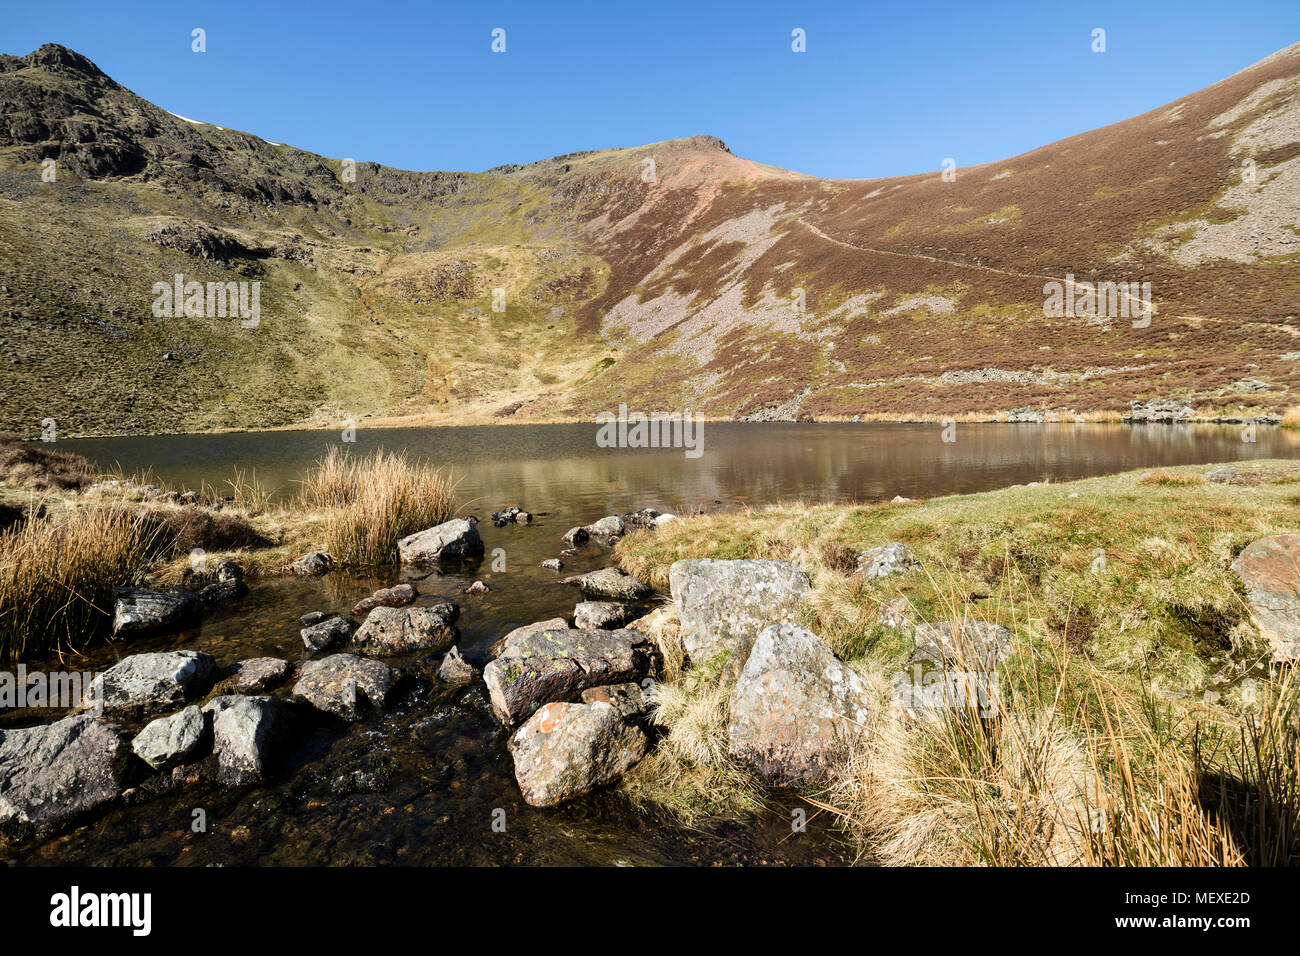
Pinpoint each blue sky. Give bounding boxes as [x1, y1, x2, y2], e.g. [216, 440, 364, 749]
[5, 0, 1298, 179]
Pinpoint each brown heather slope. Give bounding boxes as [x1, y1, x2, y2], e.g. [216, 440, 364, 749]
[0, 43, 1297, 436]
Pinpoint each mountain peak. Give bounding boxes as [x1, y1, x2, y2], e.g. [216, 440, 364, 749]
[18, 44, 112, 82]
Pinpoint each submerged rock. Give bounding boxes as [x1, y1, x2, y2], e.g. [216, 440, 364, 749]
[111, 587, 202, 637]
[669, 558, 811, 675]
[0, 715, 129, 840]
[90, 651, 215, 716]
[856, 542, 922, 579]
[397, 518, 484, 564]
[202, 695, 286, 786]
[132, 705, 205, 771]
[350, 604, 459, 656]
[352, 583, 418, 615]
[483, 627, 657, 725]
[1232, 533, 1300, 659]
[293, 654, 402, 721]
[728, 622, 872, 786]
[508, 700, 649, 807]
[573, 601, 638, 630]
[301, 615, 357, 653]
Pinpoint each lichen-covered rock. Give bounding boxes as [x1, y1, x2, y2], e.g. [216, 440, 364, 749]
[202, 695, 285, 786]
[856, 542, 922, 579]
[301, 616, 357, 652]
[912, 619, 1013, 669]
[292, 654, 402, 721]
[508, 700, 649, 807]
[563, 567, 651, 601]
[210, 657, 293, 696]
[397, 518, 484, 564]
[573, 601, 637, 630]
[0, 715, 129, 840]
[350, 604, 459, 656]
[131, 705, 205, 770]
[1232, 533, 1300, 659]
[728, 622, 871, 786]
[487, 617, 570, 660]
[89, 651, 215, 716]
[111, 587, 202, 637]
[483, 628, 657, 725]
[352, 583, 418, 615]
[669, 558, 810, 674]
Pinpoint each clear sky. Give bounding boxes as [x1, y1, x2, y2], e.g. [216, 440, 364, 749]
[5, 0, 1298, 179]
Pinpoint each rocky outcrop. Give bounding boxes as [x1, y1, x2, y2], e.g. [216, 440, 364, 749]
[562, 566, 652, 601]
[397, 518, 484, 564]
[131, 705, 205, 770]
[1232, 533, 1300, 659]
[111, 587, 202, 637]
[573, 601, 638, 630]
[292, 654, 402, 721]
[0, 715, 129, 840]
[508, 700, 649, 807]
[1123, 399, 1194, 423]
[350, 604, 459, 655]
[856, 543, 922, 579]
[669, 558, 811, 675]
[89, 650, 215, 716]
[913, 619, 1013, 669]
[202, 695, 286, 786]
[352, 583, 418, 615]
[483, 627, 657, 725]
[301, 616, 357, 652]
[728, 622, 872, 786]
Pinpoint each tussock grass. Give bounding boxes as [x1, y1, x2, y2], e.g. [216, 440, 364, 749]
[618, 460, 1300, 865]
[0, 433, 98, 492]
[1281, 407, 1300, 429]
[0, 504, 167, 661]
[299, 447, 455, 565]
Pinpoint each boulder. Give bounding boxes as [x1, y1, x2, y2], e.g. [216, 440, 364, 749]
[131, 705, 205, 770]
[564, 567, 652, 601]
[211, 657, 293, 696]
[111, 587, 202, 637]
[573, 601, 638, 630]
[877, 597, 913, 629]
[562, 527, 590, 547]
[463, 580, 491, 594]
[437, 646, 480, 683]
[350, 604, 459, 656]
[300, 610, 337, 627]
[89, 651, 215, 716]
[669, 558, 811, 673]
[912, 619, 1013, 670]
[1206, 467, 1238, 484]
[508, 700, 649, 807]
[292, 654, 402, 721]
[580, 681, 652, 719]
[202, 696, 285, 786]
[301, 615, 357, 652]
[856, 542, 922, 579]
[197, 577, 248, 607]
[491, 506, 532, 527]
[292, 551, 334, 576]
[483, 627, 657, 725]
[487, 617, 570, 660]
[397, 518, 484, 564]
[0, 715, 129, 840]
[540, 558, 563, 572]
[352, 583, 418, 615]
[1232, 533, 1300, 659]
[728, 622, 872, 786]
[587, 515, 626, 539]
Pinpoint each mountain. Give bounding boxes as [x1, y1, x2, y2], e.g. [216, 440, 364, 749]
[0, 42, 1297, 437]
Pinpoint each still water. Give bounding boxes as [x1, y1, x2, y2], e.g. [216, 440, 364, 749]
[6, 422, 1296, 866]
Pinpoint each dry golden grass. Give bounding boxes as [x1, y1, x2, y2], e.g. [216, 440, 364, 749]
[299, 447, 455, 565]
[1282, 407, 1300, 429]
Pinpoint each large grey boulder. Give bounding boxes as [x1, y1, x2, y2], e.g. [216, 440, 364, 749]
[131, 705, 205, 771]
[301, 616, 357, 652]
[292, 654, 402, 721]
[508, 700, 649, 807]
[586, 515, 626, 539]
[1232, 533, 1300, 659]
[912, 619, 1013, 670]
[202, 696, 285, 786]
[573, 601, 638, 630]
[350, 604, 459, 656]
[669, 558, 811, 674]
[397, 518, 484, 564]
[89, 651, 215, 716]
[856, 543, 922, 579]
[487, 617, 570, 660]
[210, 657, 293, 696]
[563, 567, 652, 601]
[728, 622, 872, 786]
[483, 628, 657, 725]
[0, 715, 129, 840]
[111, 587, 202, 637]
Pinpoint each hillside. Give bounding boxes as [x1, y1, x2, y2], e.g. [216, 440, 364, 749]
[0, 42, 1298, 436]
